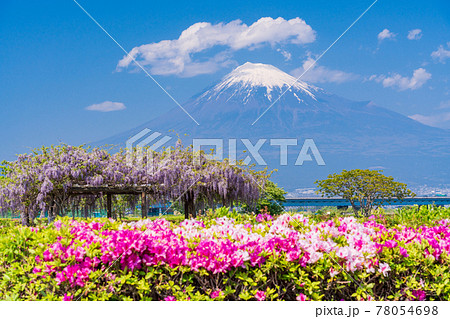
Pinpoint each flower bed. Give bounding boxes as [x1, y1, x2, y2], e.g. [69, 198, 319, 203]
[1, 211, 450, 300]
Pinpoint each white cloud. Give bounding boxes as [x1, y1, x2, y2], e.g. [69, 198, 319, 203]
[407, 29, 422, 40]
[117, 17, 316, 77]
[369, 68, 431, 91]
[85, 101, 126, 112]
[277, 49, 292, 61]
[368, 166, 386, 170]
[290, 57, 358, 84]
[409, 112, 450, 129]
[409, 100, 450, 129]
[439, 100, 450, 109]
[377, 29, 396, 41]
[431, 42, 450, 63]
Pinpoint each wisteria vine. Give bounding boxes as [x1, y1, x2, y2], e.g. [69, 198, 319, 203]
[0, 144, 265, 225]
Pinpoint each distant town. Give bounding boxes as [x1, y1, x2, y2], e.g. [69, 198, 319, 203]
[288, 184, 450, 198]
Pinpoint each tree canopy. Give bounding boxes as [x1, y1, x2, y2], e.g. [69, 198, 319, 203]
[241, 180, 287, 215]
[315, 169, 415, 217]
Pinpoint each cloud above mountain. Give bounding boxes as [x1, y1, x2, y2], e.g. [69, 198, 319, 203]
[85, 101, 126, 112]
[409, 112, 450, 129]
[410, 99, 450, 129]
[291, 57, 358, 84]
[116, 17, 316, 77]
[431, 43, 450, 63]
[407, 29, 422, 40]
[369, 68, 431, 91]
[377, 29, 396, 42]
[439, 100, 450, 109]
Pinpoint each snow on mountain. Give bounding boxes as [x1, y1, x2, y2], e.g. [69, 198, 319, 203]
[201, 62, 318, 102]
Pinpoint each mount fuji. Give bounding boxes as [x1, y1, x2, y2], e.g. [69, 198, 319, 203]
[99, 62, 450, 190]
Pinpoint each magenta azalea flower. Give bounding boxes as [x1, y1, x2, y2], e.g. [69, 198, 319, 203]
[412, 290, 426, 301]
[164, 296, 176, 301]
[399, 247, 409, 258]
[256, 213, 273, 223]
[210, 290, 222, 299]
[62, 294, 73, 301]
[384, 240, 398, 249]
[255, 290, 266, 301]
[296, 294, 307, 301]
[42, 250, 53, 262]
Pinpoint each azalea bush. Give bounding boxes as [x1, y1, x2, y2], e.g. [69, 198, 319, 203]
[388, 205, 450, 227]
[0, 207, 450, 301]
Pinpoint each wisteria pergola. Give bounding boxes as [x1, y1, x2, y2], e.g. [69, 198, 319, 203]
[67, 185, 152, 219]
[0, 144, 266, 225]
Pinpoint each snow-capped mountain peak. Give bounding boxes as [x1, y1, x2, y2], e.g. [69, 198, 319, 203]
[216, 62, 314, 92]
[201, 62, 318, 102]
[220, 62, 306, 89]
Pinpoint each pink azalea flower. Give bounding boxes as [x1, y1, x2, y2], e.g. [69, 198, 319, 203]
[210, 290, 222, 299]
[384, 240, 398, 249]
[412, 290, 426, 301]
[329, 268, 339, 277]
[419, 279, 425, 287]
[255, 290, 266, 301]
[62, 294, 73, 301]
[42, 250, 53, 262]
[399, 247, 409, 258]
[164, 296, 176, 301]
[54, 220, 63, 230]
[296, 294, 307, 301]
[256, 213, 273, 223]
[378, 262, 391, 277]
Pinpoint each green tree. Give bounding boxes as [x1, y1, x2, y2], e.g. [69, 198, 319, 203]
[242, 180, 287, 215]
[315, 169, 414, 217]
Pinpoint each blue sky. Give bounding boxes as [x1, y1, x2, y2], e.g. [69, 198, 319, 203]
[1, 0, 449, 161]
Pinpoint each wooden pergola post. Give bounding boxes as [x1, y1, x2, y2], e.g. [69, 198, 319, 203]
[65, 185, 158, 220]
[106, 193, 112, 218]
[141, 192, 148, 219]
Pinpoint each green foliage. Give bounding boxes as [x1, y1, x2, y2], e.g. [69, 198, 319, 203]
[304, 205, 450, 229]
[241, 180, 287, 215]
[388, 205, 450, 228]
[205, 206, 255, 225]
[315, 169, 414, 217]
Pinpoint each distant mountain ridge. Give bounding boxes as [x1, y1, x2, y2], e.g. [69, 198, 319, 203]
[98, 62, 450, 190]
